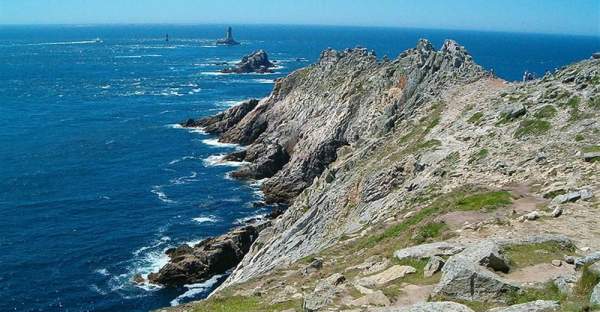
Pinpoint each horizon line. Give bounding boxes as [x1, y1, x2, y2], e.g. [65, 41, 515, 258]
[0, 22, 598, 39]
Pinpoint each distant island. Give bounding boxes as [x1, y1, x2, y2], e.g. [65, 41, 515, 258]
[216, 26, 240, 45]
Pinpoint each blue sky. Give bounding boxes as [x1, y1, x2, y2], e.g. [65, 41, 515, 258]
[1, 0, 598, 36]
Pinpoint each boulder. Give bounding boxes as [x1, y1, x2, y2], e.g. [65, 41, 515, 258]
[502, 103, 526, 120]
[424, 256, 445, 277]
[394, 242, 465, 261]
[433, 240, 518, 302]
[550, 191, 582, 205]
[375, 301, 474, 312]
[222, 50, 275, 74]
[357, 265, 416, 287]
[591, 282, 600, 306]
[301, 258, 323, 276]
[575, 251, 600, 269]
[553, 274, 577, 296]
[583, 152, 600, 162]
[488, 300, 560, 312]
[182, 99, 259, 134]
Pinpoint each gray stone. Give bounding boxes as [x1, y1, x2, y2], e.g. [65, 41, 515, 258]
[502, 103, 527, 120]
[583, 152, 600, 162]
[375, 301, 474, 312]
[589, 262, 600, 275]
[551, 191, 581, 205]
[394, 242, 465, 261]
[350, 290, 390, 307]
[580, 189, 594, 201]
[433, 240, 518, 302]
[301, 258, 323, 275]
[591, 282, 600, 306]
[575, 251, 600, 269]
[357, 265, 416, 287]
[488, 300, 560, 312]
[524, 211, 540, 221]
[303, 273, 346, 311]
[551, 207, 563, 218]
[554, 274, 577, 295]
[424, 256, 445, 277]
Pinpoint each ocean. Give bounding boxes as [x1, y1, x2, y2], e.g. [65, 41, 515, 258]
[0, 24, 598, 312]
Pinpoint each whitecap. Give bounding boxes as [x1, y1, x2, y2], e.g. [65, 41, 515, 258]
[115, 54, 162, 59]
[203, 154, 248, 167]
[201, 139, 241, 149]
[193, 215, 218, 224]
[169, 172, 199, 185]
[168, 156, 198, 165]
[235, 213, 268, 225]
[200, 71, 231, 76]
[26, 40, 99, 46]
[170, 274, 225, 306]
[253, 79, 275, 84]
[100, 84, 111, 89]
[95, 268, 110, 276]
[151, 186, 176, 203]
[217, 100, 245, 108]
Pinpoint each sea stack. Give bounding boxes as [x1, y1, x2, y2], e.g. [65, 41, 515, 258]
[221, 50, 275, 74]
[216, 26, 240, 45]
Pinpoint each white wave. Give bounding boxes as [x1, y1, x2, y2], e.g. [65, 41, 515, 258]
[95, 268, 110, 276]
[26, 40, 99, 46]
[170, 171, 199, 185]
[200, 71, 231, 76]
[115, 54, 162, 59]
[89, 284, 108, 295]
[253, 79, 275, 84]
[100, 84, 111, 89]
[200, 45, 217, 48]
[159, 110, 175, 115]
[166, 124, 206, 135]
[168, 156, 198, 165]
[236, 213, 268, 225]
[202, 139, 241, 149]
[193, 215, 218, 224]
[170, 274, 224, 306]
[203, 154, 248, 167]
[151, 186, 176, 203]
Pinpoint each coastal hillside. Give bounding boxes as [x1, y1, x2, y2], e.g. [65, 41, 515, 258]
[163, 40, 600, 311]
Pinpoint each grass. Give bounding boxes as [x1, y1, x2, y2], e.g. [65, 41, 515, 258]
[355, 189, 512, 249]
[468, 112, 484, 125]
[190, 296, 300, 312]
[533, 105, 557, 119]
[582, 146, 600, 153]
[589, 97, 600, 110]
[454, 191, 512, 212]
[392, 258, 442, 285]
[416, 139, 441, 151]
[468, 148, 489, 164]
[506, 282, 564, 305]
[412, 222, 448, 244]
[514, 119, 551, 138]
[504, 241, 576, 269]
[575, 134, 585, 142]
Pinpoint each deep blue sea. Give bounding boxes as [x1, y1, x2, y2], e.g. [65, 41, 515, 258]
[0, 24, 598, 312]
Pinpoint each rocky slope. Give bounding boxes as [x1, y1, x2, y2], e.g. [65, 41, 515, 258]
[161, 39, 600, 311]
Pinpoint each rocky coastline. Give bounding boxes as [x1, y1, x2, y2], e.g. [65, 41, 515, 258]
[155, 40, 600, 311]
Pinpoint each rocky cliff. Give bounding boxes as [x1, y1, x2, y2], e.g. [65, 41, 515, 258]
[167, 40, 600, 311]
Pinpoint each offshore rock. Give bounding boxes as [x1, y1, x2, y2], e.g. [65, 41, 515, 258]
[148, 223, 267, 287]
[222, 50, 275, 74]
[183, 99, 260, 134]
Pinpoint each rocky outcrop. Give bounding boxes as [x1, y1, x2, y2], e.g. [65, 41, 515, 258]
[183, 99, 260, 133]
[148, 222, 267, 287]
[377, 301, 475, 312]
[166, 38, 600, 312]
[222, 50, 275, 74]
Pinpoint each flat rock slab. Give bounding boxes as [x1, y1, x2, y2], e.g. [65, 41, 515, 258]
[357, 265, 416, 287]
[394, 242, 465, 260]
[488, 300, 560, 312]
[374, 301, 474, 312]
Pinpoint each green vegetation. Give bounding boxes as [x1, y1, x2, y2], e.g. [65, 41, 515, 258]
[454, 191, 512, 212]
[514, 119, 551, 138]
[412, 222, 448, 244]
[582, 145, 600, 153]
[190, 296, 300, 312]
[575, 134, 585, 142]
[468, 148, 489, 164]
[575, 265, 600, 298]
[533, 105, 557, 119]
[416, 139, 441, 151]
[589, 96, 600, 110]
[504, 241, 575, 269]
[506, 282, 564, 305]
[355, 189, 512, 249]
[392, 258, 442, 285]
[467, 112, 484, 125]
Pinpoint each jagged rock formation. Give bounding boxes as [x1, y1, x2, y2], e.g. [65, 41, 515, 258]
[147, 222, 267, 287]
[222, 50, 275, 74]
[167, 40, 600, 311]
